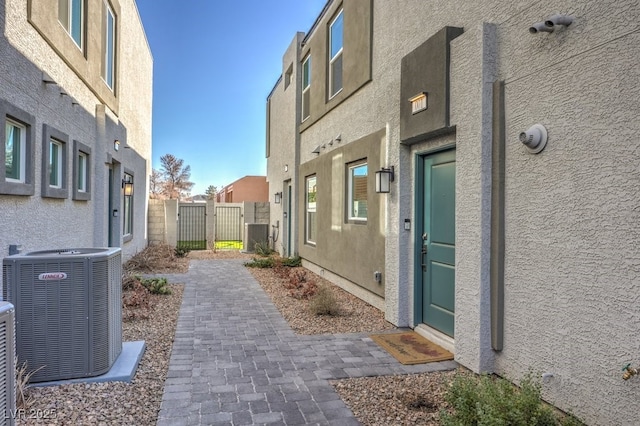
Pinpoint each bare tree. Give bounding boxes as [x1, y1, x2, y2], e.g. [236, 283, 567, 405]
[149, 168, 164, 199]
[159, 154, 194, 200]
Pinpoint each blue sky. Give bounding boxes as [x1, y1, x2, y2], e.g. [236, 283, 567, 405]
[135, 0, 328, 196]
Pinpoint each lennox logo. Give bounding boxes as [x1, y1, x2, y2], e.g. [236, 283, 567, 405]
[38, 272, 67, 281]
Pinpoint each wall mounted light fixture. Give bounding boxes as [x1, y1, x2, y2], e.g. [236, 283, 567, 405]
[274, 192, 282, 204]
[114, 140, 120, 151]
[375, 166, 395, 193]
[122, 176, 134, 196]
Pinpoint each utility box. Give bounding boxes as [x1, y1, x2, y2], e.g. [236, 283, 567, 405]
[2, 248, 122, 383]
[0, 302, 16, 426]
[244, 224, 269, 253]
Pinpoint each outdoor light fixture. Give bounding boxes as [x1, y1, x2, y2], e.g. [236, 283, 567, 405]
[122, 176, 134, 196]
[375, 166, 395, 193]
[114, 140, 120, 151]
[274, 192, 282, 204]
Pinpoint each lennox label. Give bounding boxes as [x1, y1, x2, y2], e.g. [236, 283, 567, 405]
[38, 272, 67, 281]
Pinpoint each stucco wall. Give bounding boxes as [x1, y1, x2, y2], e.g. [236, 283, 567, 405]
[0, 0, 152, 265]
[267, 1, 640, 424]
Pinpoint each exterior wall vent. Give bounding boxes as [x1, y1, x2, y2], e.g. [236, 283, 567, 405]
[2, 248, 122, 383]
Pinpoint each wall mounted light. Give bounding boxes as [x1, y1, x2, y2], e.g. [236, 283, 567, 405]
[409, 92, 428, 114]
[284, 164, 288, 172]
[274, 192, 282, 204]
[114, 140, 120, 151]
[122, 176, 134, 196]
[375, 166, 395, 193]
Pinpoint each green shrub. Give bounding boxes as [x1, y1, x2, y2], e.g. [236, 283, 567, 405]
[253, 240, 274, 257]
[140, 277, 172, 295]
[174, 246, 190, 258]
[441, 372, 582, 426]
[244, 257, 275, 268]
[309, 286, 340, 316]
[281, 256, 302, 267]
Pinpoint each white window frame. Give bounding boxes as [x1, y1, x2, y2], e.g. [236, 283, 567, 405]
[5, 119, 26, 183]
[77, 151, 87, 192]
[348, 162, 368, 221]
[328, 9, 344, 99]
[305, 175, 317, 245]
[58, 0, 84, 50]
[103, 1, 116, 89]
[302, 55, 311, 121]
[49, 139, 63, 189]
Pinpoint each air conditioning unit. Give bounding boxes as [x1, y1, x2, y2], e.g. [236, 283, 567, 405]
[0, 302, 16, 426]
[244, 224, 269, 252]
[2, 248, 122, 383]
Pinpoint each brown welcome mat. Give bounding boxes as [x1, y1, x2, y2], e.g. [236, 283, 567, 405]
[370, 331, 454, 365]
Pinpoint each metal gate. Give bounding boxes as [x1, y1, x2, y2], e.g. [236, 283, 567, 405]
[215, 205, 243, 249]
[177, 204, 207, 250]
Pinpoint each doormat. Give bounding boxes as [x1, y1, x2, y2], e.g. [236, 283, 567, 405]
[370, 331, 454, 365]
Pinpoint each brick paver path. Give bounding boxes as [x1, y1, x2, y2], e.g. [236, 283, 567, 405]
[156, 259, 457, 425]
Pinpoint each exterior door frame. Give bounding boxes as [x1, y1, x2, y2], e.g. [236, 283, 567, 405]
[414, 144, 456, 333]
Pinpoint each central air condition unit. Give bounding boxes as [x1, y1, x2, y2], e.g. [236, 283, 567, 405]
[2, 248, 122, 383]
[0, 302, 16, 426]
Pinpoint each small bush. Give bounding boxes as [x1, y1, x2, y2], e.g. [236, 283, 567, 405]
[244, 257, 276, 268]
[174, 246, 191, 258]
[254, 240, 274, 257]
[124, 243, 186, 274]
[122, 280, 153, 321]
[281, 256, 302, 267]
[284, 269, 317, 299]
[16, 359, 44, 409]
[141, 277, 172, 295]
[441, 372, 582, 426]
[309, 286, 340, 316]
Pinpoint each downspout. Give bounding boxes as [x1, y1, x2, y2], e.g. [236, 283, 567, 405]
[490, 80, 505, 351]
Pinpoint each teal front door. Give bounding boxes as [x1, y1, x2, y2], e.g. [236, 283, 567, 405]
[419, 149, 456, 337]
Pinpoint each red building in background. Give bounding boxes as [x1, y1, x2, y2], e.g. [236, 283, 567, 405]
[216, 176, 268, 203]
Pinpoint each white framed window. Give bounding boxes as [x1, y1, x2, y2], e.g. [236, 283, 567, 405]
[302, 55, 311, 121]
[77, 152, 87, 192]
[123, 172, 133, 236]
[49, 139, 63, 188]
[328, 9, 344, 99]
[348, 162, 368, 221]
[102, 1, 116, 89]
[305, 175, 317, 245]
[5, 119, 26, 183]
[58, 0, 84, 49]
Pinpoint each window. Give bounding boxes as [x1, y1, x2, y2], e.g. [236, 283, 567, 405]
[49, 140, 63, 188]
[73, 140, 91, 200]
[123, 172, 133, 237]
[284, 63, 293, 90]
[5, 120, 26, 183]
[302, 55, 311, 121]
[41, 125, 68, 199]
[305, 175, 317, 245]
[102, 1, 116, 89]
[329, 9, 343, 98]
[1, 100, 35, 196]
[348, 162, 368, 221]
[58, 0, 84, 49]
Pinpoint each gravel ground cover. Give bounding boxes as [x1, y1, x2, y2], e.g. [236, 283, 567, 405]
[18, 248, 457, 425]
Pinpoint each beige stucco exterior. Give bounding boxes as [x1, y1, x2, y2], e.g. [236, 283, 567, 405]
[0, 0, 152, 262]
[266, 1, 640, 424]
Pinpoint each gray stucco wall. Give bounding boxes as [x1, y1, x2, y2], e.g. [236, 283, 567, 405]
[267, 1, 640, 424]
[0, 0, 152, 265]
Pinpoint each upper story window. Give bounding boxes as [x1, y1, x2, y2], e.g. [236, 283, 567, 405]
[329, 9, 344, 99]
[102, 1, 116, 90]
[5, 120, 26, 183]
[58, 0, 84, 49]
[348, 162, 368, 221]
[302, 55, 311, 121]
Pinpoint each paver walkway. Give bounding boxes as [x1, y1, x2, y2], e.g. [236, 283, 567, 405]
[156, 259, 457, 426]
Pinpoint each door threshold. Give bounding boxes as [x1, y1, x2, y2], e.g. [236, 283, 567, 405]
[414, 324, 455, 354]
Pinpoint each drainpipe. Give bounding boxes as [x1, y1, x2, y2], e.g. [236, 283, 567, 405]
[490, 80, 505, 351]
